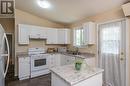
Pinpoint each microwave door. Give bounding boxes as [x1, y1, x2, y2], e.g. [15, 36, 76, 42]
[0, 24, 10, 86]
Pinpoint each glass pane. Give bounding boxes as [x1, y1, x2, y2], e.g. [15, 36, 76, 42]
[34, 59, 46, 67]
[101, 26, 121, 54]
[74, 28, 84, 47]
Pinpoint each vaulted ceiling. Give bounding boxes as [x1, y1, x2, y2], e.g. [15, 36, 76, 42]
[15, 0, 128, 24]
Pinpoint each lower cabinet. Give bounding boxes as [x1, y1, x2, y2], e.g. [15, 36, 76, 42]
[49, 54, 61, 68]
[85, 58, 96, 67]
[18, 57, 30, 80]
[49, 54, 76, 68]
[60, 55, 75, 66]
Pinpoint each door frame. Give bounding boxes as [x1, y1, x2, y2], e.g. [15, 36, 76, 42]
[5, 33, 14, 64]
[96, 18, 130, 86]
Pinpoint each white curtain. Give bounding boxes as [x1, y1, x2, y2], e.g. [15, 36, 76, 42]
[98, 20, 126, 86]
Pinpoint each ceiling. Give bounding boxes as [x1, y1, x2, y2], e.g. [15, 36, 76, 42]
[15, 0, 128, 24]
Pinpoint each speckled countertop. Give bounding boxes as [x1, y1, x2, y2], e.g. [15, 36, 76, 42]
[51, 65, 104, 85]
[16, 52, 95, 59]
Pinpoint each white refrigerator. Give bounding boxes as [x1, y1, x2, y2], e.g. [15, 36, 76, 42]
[0, 24, 10, 86]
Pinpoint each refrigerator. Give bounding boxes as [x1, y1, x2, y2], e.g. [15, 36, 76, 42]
[0, 24, 10, 86]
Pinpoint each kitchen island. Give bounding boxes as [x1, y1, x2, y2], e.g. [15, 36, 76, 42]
[51, 65, 103, 86]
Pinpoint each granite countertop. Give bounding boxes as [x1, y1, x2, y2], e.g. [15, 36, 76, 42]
[51, 65, 104, 85]
[16, 52, 95, 59]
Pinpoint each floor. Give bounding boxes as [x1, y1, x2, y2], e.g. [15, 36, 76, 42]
[6, 74, 51, 86]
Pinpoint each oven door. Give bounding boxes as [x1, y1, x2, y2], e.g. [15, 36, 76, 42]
[31, 54, 49, 72]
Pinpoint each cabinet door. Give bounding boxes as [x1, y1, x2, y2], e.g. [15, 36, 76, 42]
[57, 29, 70, 44]
[29, 26, 46, 39]
[65, 56, 75, 65]
[83, 22, 96, 45]
[60, 55, 67, 66]
[18, 24, 29, 45]
[85, 58, 96, 67]
[64, 29, 71, 44]
[18, 57, 30, 80]
[57, 29, 65, 44]
[54, 54, 61, 66]
[49, 55, 55, 68]
[46, 28, 58, 44]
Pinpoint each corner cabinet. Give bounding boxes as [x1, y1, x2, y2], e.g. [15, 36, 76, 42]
[83, 22, 96, 45]
[18, 24, 30, 45]
[57, 29, 70, 44]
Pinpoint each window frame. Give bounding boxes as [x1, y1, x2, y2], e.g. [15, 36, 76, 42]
[73, 26, 86, 48]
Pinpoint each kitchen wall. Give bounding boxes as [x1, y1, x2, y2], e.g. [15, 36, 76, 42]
[69, 7, 125, 54]
[14, 9, 66, 76]
[0, 18, 15, 64]
[15, 9, 66, 53]
[69, 7, 130, 86]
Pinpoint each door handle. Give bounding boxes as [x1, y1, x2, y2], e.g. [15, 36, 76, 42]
[3, 33, 10, 78]
[120, 52, 125, 61]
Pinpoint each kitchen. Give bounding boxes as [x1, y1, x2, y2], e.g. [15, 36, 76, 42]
[0, 0, 130, 86]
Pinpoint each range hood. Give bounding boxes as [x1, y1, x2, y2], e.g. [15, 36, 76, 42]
[29, 34, 47, 40]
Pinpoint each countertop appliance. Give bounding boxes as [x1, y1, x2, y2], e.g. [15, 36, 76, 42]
[47, 48, 56, 53]
[0, 24, 10, 86]
[28, 48, 49, 78]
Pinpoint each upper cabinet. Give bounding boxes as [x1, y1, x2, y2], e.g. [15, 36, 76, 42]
[18, 24, 30, 45]
[57, 29, 70, 44]
[83, 22, 96, 45]
[29, 26, 47, 39]
[46, 28, 58, 44]
[18, 24, 71, 45]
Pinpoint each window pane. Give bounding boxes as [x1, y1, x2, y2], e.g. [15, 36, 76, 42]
[101, 26, 120, 54]
[73, 27, 84, 47]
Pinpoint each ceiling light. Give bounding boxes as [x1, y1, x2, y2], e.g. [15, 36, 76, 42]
[37, 0, 51, 8]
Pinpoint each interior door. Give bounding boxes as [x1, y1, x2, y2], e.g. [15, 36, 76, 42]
[98, 20, 126, 86]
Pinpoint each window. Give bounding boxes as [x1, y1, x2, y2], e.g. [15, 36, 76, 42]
[99, 21, 123, 54]
[73, 26, 84, 47]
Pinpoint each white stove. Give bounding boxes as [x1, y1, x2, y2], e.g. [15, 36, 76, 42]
[28, 48, 50, 78]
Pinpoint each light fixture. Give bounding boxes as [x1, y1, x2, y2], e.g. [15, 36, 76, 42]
[37, 0, 51, 8]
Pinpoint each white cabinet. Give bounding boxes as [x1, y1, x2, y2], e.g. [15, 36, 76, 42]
[57, 29, 65, 44]
[65, 55, 75, 65]
[18, 56, 30, 80]
[83, 22, 96, 45]
[64, 29, 71, 44]
[60, 55, 75, 66]
[18, 24, 30, 45]
[57, 29, 70, 44]
[46, 28, 58, 44]
[29, 26, 47, 39]
[85, 58, 96, 67]
[49, 54, 61, 68]
[18, 24, 71, 45]
[52, 70, 103, 86]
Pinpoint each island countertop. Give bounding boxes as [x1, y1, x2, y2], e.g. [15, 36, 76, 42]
[50, 65, 104, 85]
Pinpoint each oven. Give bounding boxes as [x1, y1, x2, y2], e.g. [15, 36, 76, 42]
[30, 54, 50, 78]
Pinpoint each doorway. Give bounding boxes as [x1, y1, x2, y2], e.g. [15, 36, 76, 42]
[4, 33, 15, 83]
[98, 19, 126, 86]
[5, 34, 13, 65]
